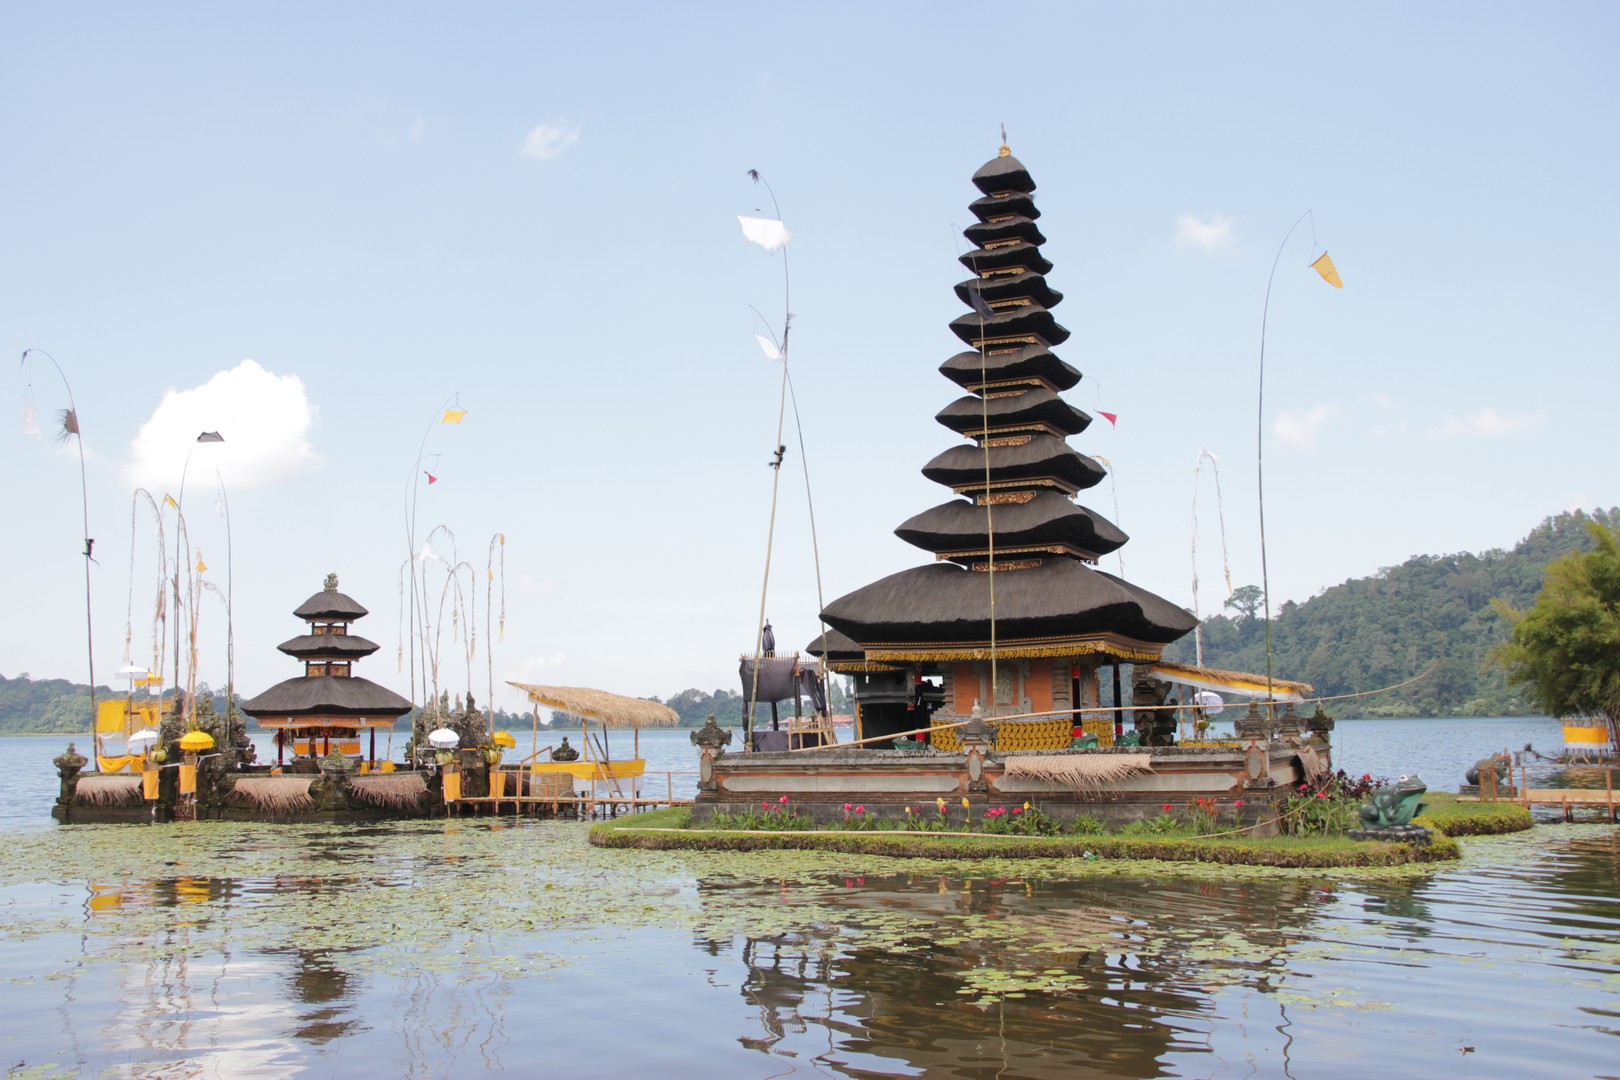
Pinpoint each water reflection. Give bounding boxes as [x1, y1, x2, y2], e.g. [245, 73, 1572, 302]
[695, 872, 1334, 1079]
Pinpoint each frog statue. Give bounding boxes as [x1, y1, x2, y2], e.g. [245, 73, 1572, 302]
[1347, 774, 1432, 843]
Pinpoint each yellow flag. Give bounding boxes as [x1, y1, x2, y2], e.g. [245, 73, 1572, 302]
[195, 552, 207, 573]
[442, 408, 467, 424]
[1310, 252, 1343, 288]
[163, 494, 178, 509]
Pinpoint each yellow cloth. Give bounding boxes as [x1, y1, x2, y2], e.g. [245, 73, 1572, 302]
[142, 769, 160, 800]
[442, 408, 467, 423]
[179, 763, 197, 794]
[96, 753, 138, 774]
[489, 771, 507, 798]
[443, 771, 462, 802]
[1310, 251, 1343, 288]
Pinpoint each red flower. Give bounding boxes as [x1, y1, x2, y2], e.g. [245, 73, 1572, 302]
[779, 795, 789, 804]
[844, 803, 853, 811]
[1163, 803, 1173, 812]
[1012, 806, 1024, 814]
[1234, 799, 1244, 808]
[854, 805, 865, 814]
[760, 801, 769, 810]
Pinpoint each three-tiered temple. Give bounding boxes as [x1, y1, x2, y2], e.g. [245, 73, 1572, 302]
[241, 573, 413, 767]
[818, 145, 1197, 748]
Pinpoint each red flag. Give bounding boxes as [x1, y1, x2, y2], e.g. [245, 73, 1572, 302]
[1099, 411, 1118, 426]
[425, 471, 437, 484]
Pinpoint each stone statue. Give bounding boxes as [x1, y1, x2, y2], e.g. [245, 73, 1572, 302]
[1349, 774, 1431, 843]
[550, 737, 580, 762]
[1360, 774, 1428, 828]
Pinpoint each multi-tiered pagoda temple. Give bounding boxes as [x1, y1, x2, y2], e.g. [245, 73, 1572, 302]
[818, 144, 1197, 747]
[241, 573, 413, 767]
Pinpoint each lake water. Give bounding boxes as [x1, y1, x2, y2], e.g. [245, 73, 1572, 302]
[3, 717, 1616, 1078]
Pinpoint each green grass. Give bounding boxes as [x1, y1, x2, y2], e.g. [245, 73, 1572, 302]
[591, 809, 1462, 867]
[1416, 791, 1534, 836]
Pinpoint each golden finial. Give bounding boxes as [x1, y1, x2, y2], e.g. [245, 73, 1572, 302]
[998, 122, 1010, 157]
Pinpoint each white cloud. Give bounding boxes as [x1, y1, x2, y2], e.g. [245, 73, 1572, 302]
[1427, 407, 1546, 439]
[520, 122, 579, 160]
[518, 652, 569, 672]
[1273, 404, 1336, 449]
[1174, 212, 1235, 251]
[125, 360, 319, 493]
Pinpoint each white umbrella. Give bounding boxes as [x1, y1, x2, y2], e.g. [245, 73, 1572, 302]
[427, 728, 460, 750]
[128, 728, 160, 750]
[1194, 690, 1225, 716]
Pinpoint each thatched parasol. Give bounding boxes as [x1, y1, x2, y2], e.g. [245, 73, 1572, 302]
[506, 682, 678, 796]
[506, 683, 678, 728]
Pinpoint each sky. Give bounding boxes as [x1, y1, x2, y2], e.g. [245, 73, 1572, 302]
[4, 2, 1616, 716]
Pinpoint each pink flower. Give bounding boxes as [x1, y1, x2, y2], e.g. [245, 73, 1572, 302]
[1012, 806, 1024, 815]
[844, 803, 853, 811]
[1316, 790, 1328, 799]
[761, 801, 769, 810]
[1234, 799, 1244, 808]
[779, 795, 789, 804]
[854, 805, 865, 814]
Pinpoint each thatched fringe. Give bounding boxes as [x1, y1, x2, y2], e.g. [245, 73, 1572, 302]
[1003, 752, 1155, 789]
[230, 776, 315, 813]
[74, 774, 144, 806]
[350, 773, 427, 810]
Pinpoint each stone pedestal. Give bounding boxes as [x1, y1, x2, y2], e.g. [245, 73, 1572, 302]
[690, 714, 733, 792]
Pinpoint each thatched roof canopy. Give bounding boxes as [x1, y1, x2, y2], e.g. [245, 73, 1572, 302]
[822, 559, 1198, 652]
[939, 346, 1080, 391]
[507, 682, 679, 728]
[972, 151, 1035, 195]
[935, 387, 1091, 437]
[276, 634, 381, 659]
[1148, 661, 1314, 701]
[896, 492, 1126, 558]
[923, 434, 1106, 492]
[241, 675, 412, 718]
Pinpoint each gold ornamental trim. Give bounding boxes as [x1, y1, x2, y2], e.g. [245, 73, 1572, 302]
[970, 558, 1041, 572]
[952, 477, 1079, 497]
[982, 434, 1032, 448]
[977, 490, 1037, 506]
[865, 636, 1166, 664]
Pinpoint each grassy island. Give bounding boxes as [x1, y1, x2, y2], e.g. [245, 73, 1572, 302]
[591, 797, 1531, 869]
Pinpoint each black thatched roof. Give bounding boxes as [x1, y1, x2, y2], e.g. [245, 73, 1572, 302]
[940, 346, 1080, 391]
[948, 306, 1070, 349]
[923, 435, 1106, 493]
[969, 191, 1039, 222]
[935, 387, 1091, 437]
[822, 559, 1197, 648]
[802, 627, 865, 663]
[293, 578, 369, 621]
[963, 216, 1046, 247]
[972, 152, 1035, 195]
[276, 634, 382, 660]
[958, 241, 1052, 277]
[954, 272, 1062, 310]
[895, 492, 1127, 559]
[240, 674, 412, 718]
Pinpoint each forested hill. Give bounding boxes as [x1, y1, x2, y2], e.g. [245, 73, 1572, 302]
[1161, 508, 1620, 717]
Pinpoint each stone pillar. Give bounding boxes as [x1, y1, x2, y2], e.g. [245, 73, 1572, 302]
[53, 743, 87, 810]
[690, 713, 733, 792]
[1236, 702, 1274, 792]
[959, 708, 994, 794]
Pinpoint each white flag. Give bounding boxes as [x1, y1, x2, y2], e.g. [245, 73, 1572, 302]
[754, 334, 783, 360]
[418, 542, 438, 563]
[738, 215, 791, 251]
[22, 402, 40, 438]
